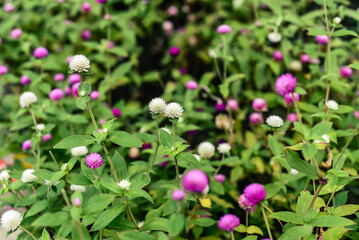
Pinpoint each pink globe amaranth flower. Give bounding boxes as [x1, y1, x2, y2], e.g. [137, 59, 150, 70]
[162, 21, 174, 34]
[186, 80, 198, 90]
[73, 197, 81, 207]
[311, 58, 319, 64]
[354, 111, 359, 120]
[104, 14, 111, 20]
[90, 90, 100, 100]
[11, 29, 22, 39]
[81, 30, 91, 40]
[33, 47, 48, 59]
[215, 102, 226, 111]
[21, 75, 31, 85]
[64, 86, 71, 96]
[244, 183, 266, 204]
[22, 140, 31, 151]
[227, 99, 238, 110]
[284, 93, 300, 105]
[357, 90, 359, 97]
[300, 54, 310, 63]
[54, 73, 65, 82]
[86, 153, 103, 169]
[4, 4, 15, 12]
[252, 98, 267, 111]
[180, 68, 187, 74]
[107, 41, 114, 49]
[0, 65, 8, 75]
[218, 214, 240, 232]
[98, 128, 103, 133]
[217, 24, 231, 34]
[142, 143, 152, 150]
[238, 194, 257, 212]
[49, 89, 64, 101]
[96, 0, 107, 3]
[255, 20, 261, 26]
[339, 66, 353, 78]
[72, 83, 80, 96]
[287, 113, 298, 123]
[42, 133, 53, 142]
[272, 50, 283, 61]
[168, 6, 178, 16]
[99, 119, 107, 125]
[275, 73, 297, 96]
[169, 47, 180, 57]
[182, 169, 209, 193]
[172, 189, 186, 201]
[68, 73, 81, 84]
[316, 35, 328, 44]
[112, 108, 121, 118]
[214, 174, 226, 183]
[158, 160, 169, 167]
[66, 56, 73, 64]
[81, 2, 91, 12]
[58, 0, 64, 2]
[249, 113, 263, 124]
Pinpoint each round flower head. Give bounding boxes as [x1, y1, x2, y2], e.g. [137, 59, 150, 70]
[267, 32, 282, 43]
[96, 0, 107, 3]
[70, 184, 86, 192]
[148, 97, 166, 114]
[36, 124, 45, 131]
[68, 73, 81, 84]
[20, 75, 31, 85]
[0, 66, 8, 75]
[214, 174, 226, 183]
[198, 142, 215, 159]
[311, 58, 319, 64]
[73, 197, 81, 207]
[172, 189, 186, 201]
[326, 100, 338, 111]
[316, 35, 328, 44]
[82, 2, 91, 12]
[81, 30, 91, 40]
[107, 40, 114, 48]
[0, 170, 10, 181]
[255, 20, 261, 26]
[85, 153, 103, 169]
[249, 113, 263, 124]
[186, 80, 198, 90]
[218, 214, 240, 232]
[112, 108, 121, 118]
[19, 92, 37, 108]
[118, 179, 131, 190]
[169, 46, 180, 57]
[11, 29, 22, 39]
[142, 143, 152, 150]
[284, 93, 300, 105]
[334, 17, 341, 24]
[275, 73, 297, 96]
[272, 50, 283, 61]
[49, 89, 64, 101]
[354, 111, 359, 120]
[1, 210, 22, 232]
[21, 169, 37, 183]
[4, 3, 15, 12]
[252, 98, 267, 111]
[287, 113, 298, 123]
[300, 54, 310, 63]
[164, 102, 183, 119]
[227, 99, 238, 110]
[42, 133, 53, 142]
[69, 55, 90, 73]
[22, 140, 31, 151]
[217, 24, 232, 34]
[72, 83, 80, 96]
[129, 147, 139, 159]
[90, 90, 100, 100]
[266, 115, 284, 128]
[339, 66, 353, 78]
[208, 49, 218, 59]
[289, 61, 302, 72]
[244, 183, 266, 204]
[215, 102, 226, 111]
[33, 47, 48, 59]
[104, 14, 111, 20]
[182, 169, 209, 193]
[217, 143, 231, 154]
[71, 146, 88, 157]
[168, 5, 178, 16]
[162, 20, 174, 34]
[238, 194, 257, 212]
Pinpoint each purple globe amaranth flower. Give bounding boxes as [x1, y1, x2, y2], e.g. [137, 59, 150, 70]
[64, 86, 71, 96]
[187, 130, 197, 136]
[238, 194, 257, 213]
[107, 41, 114, 49]
[244, 183, 266, 204]
[81, 30, 91, 40]
[0, 66, 8, 75]
[354, 111, 359, 120]
[104, 14, 111, 20]
[4, 4, 15, 12]
[227, 99, 238, 110]
[339, 66, 353, 78]
[33, 47, 48, 59]
[311, 58, 319, 64]
[275, 73, 297, 96]
[249, 113, 263, 124]
[158, 160, 169, 167]
[316, 35, 328, 44]
[287, 113, 298, 123]
[72, 83, 80, 96]
[86, 153, 103, 169]
[11, 29, 22, 39]
[218, 214, 240, 232]
[66, 56, 73, 64]
[252, 98, 267, 111]
[21, 75, 31, 85]
[42, 133, 53, 142]
[167, 5, 178, 16]
[255, 20, 261, 26]
[186, 80, 198, 90]
[300, 54, 310, 63]
[172, 189, 186, 201]
[169, 46, 180, 57]
[73, 197, 81, 207]
[90, 90, 100, 100]
[272, 50, 283, 61]
[214, 174, 226, 183]
[99, 119, 107, 125]
[82, 2, 91, 12]
[112, 108, 121, 118]
[96, 0, 107, 3]
[49, 89, 64, 101]
[68, 73, 81, 84]
[180, 68, 187, 74]
[54, 73, 65, 82]
[217, 24, 231, 34]
[284, 93, 300, 105]
[22, 140, 31, 151]
[142, 143, 152, 150]
[182, 169, 209, 193]
[215, 102, 226, 111]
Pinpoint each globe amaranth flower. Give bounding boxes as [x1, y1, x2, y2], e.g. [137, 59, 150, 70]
[316, 35, 328, 44]
[169, 46, 180, 57]
[49, 89, 64, 101]
[198, 142, 215, 159]
[4, 3, 15, 12]
[167, 5, 178, 16]
[267, 32, 281, 43]
[148, 97, 166, 114]
[252, 98, 267, 111]
[70, 184, 86, 192]
[186, 80, 198, 90]
[217, 143, 231, 154]
[11, 29, 22, 39]
[0, 65, 8, 75]
[72, 83, 80, 96]
[68, 73, 81, 84]
[289, 61, 302, 72]
[21, 169, 37, 183]
[81, 30, 91, 40]
[249, 113, 263, 124]
[217, 24, 231, 34]
[182, 170, 209, 193]
[104, 14, 111, 20]
[112, 108, 121, 118]
[284, 93, 300, 105]
[326, 100, 338, 111]
[0, 170, 10, 181]
[227, 99, 238, 110]
[354, 111, 359, 120]
[90, 90, 100, 100]
[172, 189, 186, 201]
[287, 113, 298, 123]
[339, 66, 353, 78]
[69, 55, 90, 73]
[272, 50, 283, 61]
[53, 73, 65, 82]
[81, 2, 91, 12]
[275, 73, 297, 96]
[162, 20, 174, 34]
[117, 179, 131, 190]
[214, 174, 226, 183]
[215, 102, 226, 111]
[266, 115, 284, 128]
[218, 214, 240, 232]
[33, 47, 48, 59]
[86, 153, 103, 169]
[300, 54, 310, 63]
[73, 198, 81, 207]
[291, 168, 299, 175]
[20, 75, 31, 85]
[164, 102, 183, 119]
[1, 210, 22, 232]
[71, 146, 88, 157]
[96, 0, 107, 3]
[238, 194, 256, 212]
[19, 92, 37, 108]
[22, 140, 31, 151]
[42, 133, 53, 142]
[244, 183, 266, 204]
[36, 124, 45, 131]
[129, 147, 139, 159]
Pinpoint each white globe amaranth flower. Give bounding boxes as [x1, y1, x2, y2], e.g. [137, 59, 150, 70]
[1, 210, 22, 232]
[117, 179, 131, 190]
[217, 143, 231, 154]
[164, 102, 184, 119]
[198, 141, 215, 159]
[0, 170, 10, 181]
[326, 100, 338, 111]
[208, 49, 218, 59]
[193, 154, 201, 162]
[314, 134, 330, 144]
[36, 123, 45, 131]
[333, 17, 341, 24]
[290, 168, 299, 175]
[19, 92, 37, 108]
[70, 184, 86, 192]
[71, 146, 88, 157]
[148, 98, 166, 114]
[21, 169, 37, 183]
[161, 127, 171, 135]
[69, 54, 90, 73]
[266, 115, 284, 128]
[267, 32, 282, 43]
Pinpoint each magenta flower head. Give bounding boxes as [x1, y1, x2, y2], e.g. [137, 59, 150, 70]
[300, 54, 310, 63]
[272, 50, 283, 61]
[168, 6, 178, 16]
[81, 30, 91, 40]
[162, 20, 174, 34]
[73, 197, 81, 207]
[316, 35, 328, 44]
[90, 90, 100, 100]
[49, 89, 64, 101]
[244, 183, 266, 204]
[238, 194, 256, 212]
[64, 86, 71, 96]
[186, 80, 198, 90]
[218, 214, 240, 232]
[275, 73, 297, 96]
[4, 4, 15, 12]
[72, 83, 80, 96]
[252, 98, 267, 111]
[287, 113, 298, 123]
[217, 24, 231, 34]
[22, 139, 31, 151]
[21, 75, 31, 85]
[68, 73, 81, 84]
[182, 169, 209, 193]
[112, 108, 121, 118]
[284, 93, 300, 105]
[214, 174, 226, 183]
[96, 0, 107, 3]
[215, 102, 226, 111]
[54, 73, 65, 82]
[172, 189, 186, 201]
[227, 99, 238, 110]
[86, 153, 103, 169]
[180, 68, 187, 74]
[42, 133, 53, 142]
[169, 46, 180, 57]
[81, 2, 91, 12]
[311, 58, 319, 64]
[107, 41, 114, 49]
[354, 111, 359, 120]
[0, 66, 8, 75]
[33, 47, 48, 59]
[142, 143, 152, 150]
[249, 113, 263, 124]
[99, 119, 107, 125]
[339, 66, 353, 78]
[255, 20, 261, 26]
[11, 29, 22, 39]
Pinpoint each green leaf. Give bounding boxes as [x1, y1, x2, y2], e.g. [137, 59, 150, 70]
[32, 212, 70, 227]
[56, 220, 72, 238]
[41, 228, 50, 240]
[159, 129, 173, 150]
[190, 217, 216, 227]
[279, 225, 313, 240]
[32, 169, 53, 180]
[26, 199, 49, 217]
[109, 131, 143, 147]
[307, 28, 327, 36]
[268, 135, 282, 156]
[302, 144, 317, 160]
[286, 150, 318, 180]
[126, 189, 153, 204]
[247, 225, 263, 235]
[348, 62, 359, 70]
[67, 174, 92, 186]
[54, 135, 96, 149]
[119, 231, 155, 240]
[219, 83, 229, 98]
[334, 204, 359, 216]
[83, 194, 115, 214]
[76, 96, 90, 110]
[90, 203, 127, 231]
[72, 221, 91, 240]
[321, 226, 349, 240]
[112, 151, 128, 180]
[332, 29, 358, 37]
[176, 152, 200, 168]
[335, 105, 354, 114]
[309, 216, 355, 227]
[141, 217, 169, 232]
[309, 122, 332, 140]
[131, 172, 151, 189]
[269, 211, 304, 224]
[100, 177, 122, 193]
[169, 213, 185, 236]
[50, 171, 67, 185]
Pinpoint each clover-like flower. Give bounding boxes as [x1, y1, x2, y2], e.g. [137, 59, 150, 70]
[164, 102, 183, 119]
[266, 115, 284, 128]
[69, 55, 90, 73]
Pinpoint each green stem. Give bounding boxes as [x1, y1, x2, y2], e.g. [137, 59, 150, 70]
[49, 151, 60, 170]
[61, 189, 71, 206]
[213, 58, 224, 82]
[326, 186, 338, 208]
[151, 117, 160, 168]
[245, 211, 248, 229]
[292, 93, 306, 140]
[222, 36, 227, 82]
[213, 153, 225, 176]
[125, 195, 139, 229]
[305, 183, 324, 215]
[323, 0, 332, 107]
[230, 231, 235, 240]
[172, 122, 180, 187]
[261, 205, 273, 240]
[29, 107, 41, 169]
[334, 122, 359, 169]
[19, 226, 37, 240]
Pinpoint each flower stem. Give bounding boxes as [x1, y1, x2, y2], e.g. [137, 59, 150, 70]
[29, 106, 41, 169]
[261, 205, 273, 240]
[61, 189, 71, 206]
[172, 122, 180, 188]
[213, 153, 225, 176]
[305, 183, 324, 215]
[49, 151, 60, 170]
[323, 0, 332, 107]
[125, 194, 139, 229]
[245, 211, 248, 229]
[230, 231, 235, 240]
[222, 35, 227, 82]
[20, 226, 37, 240]
[151, 117, 160, 168]
[292, 93, 306, 139]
